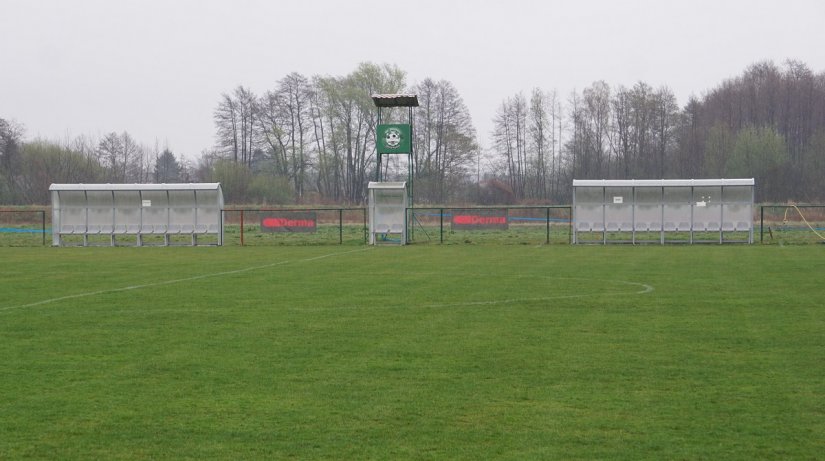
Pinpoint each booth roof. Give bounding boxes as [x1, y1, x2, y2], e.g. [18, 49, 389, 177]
[572, 179, 754, 187]
[49, 183, 222, 191]
[367, 181, 407, 189]
[371, 94, 419, 107]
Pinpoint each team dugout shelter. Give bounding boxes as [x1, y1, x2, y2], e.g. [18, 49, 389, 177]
[572, 179, 755, 244]
[50, 183, 224, 246]
[368, 181, 408, 245]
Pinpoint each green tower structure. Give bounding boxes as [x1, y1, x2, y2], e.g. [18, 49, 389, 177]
[372, 93, 418, 209]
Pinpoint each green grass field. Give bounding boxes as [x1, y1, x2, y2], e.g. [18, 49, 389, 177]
[1, 245, 823, 459]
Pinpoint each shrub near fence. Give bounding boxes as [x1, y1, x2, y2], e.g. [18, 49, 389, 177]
[222, 208, 368, 246]
[0, 209, 47, 246]
[408, 206, 572, 245]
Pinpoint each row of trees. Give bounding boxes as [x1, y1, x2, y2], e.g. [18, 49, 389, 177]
[210, 59, 825, 204]
[491, 89, 565, 201]
[0, 123, 187, 204]
[1, 62, 479, 205]
[210, 63, 478, 204]
[491, 60, 825, 202]
[212, 64, 407, 203]
[492, 81, 683, 202]
[2, 60, 824, 205]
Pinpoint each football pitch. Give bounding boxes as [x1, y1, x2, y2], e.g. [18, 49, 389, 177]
[1, 245, 823, 459]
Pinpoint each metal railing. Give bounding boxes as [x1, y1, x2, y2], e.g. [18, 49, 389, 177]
[760, 204, 825, 244]
[0, 209, 47, 246]
[222, 208, 368, 246]
[407, 206, 572, 245]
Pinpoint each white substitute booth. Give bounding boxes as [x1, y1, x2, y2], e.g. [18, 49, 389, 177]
[572, 179, 755, 244]
[50, 183, 224, 246]
[368, 182, 408, 245]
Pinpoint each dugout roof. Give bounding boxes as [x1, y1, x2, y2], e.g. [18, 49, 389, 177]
[572, 179, 754, 187]
[49, 183, 223, 192]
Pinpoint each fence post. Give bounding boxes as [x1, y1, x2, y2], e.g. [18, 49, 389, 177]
[546, 207, 550, 244]
[240, 210, 245, 247]
[440, 208, 444, 244]
[760, 206, 764, 244]
[339, 209, 343, 244]
[41, 210, 46, 246]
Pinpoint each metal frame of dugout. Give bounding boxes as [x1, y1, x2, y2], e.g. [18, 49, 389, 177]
[572, 179, 755, 244]
[50, 183, 224, 246]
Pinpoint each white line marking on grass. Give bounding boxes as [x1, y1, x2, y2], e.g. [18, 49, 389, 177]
[301, 248, 370, 262]
[0, 247, 371, 313]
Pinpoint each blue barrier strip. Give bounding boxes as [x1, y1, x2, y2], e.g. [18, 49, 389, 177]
[778, 226, 825, 231]
[0, 228, 49, 234]
[413, 212, 570, 223]
[510, 216, 571, 223]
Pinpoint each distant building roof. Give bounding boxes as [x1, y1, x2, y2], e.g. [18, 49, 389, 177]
[371, 94, 419, 107]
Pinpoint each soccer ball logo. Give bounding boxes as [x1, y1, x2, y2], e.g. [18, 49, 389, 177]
[384, 127, 402, 149]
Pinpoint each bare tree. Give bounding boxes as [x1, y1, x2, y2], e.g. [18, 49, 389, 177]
[312, 63, 406, 203]
[0, 117, 25, 203]
[491, 94, 529, 198]
[214, 92, 239, 162]
[412, 78, 479, 203]
[651, 86, 679, 178]
[673, 96, 705, 178]
[528, 88, 550, 199]
[122, 132, 147, 182]
[583, 81, 611, 177]
[277, 72, 312, 199]
[234, 86, 258, 168]
[610, 85, 634, 178]
[97, 132, 124, 181]
[258, 89, 291, 179]
[96, 132, 142, 182]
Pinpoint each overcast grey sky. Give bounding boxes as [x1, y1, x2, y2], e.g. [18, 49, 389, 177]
[2, 0, 824, 159]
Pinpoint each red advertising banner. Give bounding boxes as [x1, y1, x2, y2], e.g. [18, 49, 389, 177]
[261, 211, 317, 233]
[451, 209, 509, 230]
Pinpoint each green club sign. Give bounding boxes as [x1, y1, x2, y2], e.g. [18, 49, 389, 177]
[377, 124, 411, 154]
